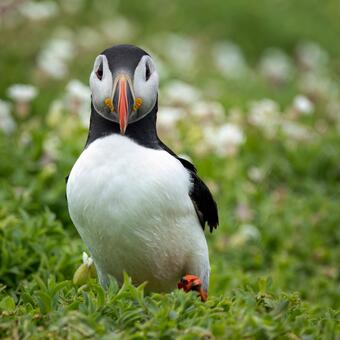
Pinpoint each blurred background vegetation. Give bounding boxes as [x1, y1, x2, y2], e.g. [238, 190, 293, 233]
[0, 0, 339, 338]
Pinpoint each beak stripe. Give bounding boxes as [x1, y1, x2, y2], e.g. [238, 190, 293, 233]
[118, 77, 128, 134]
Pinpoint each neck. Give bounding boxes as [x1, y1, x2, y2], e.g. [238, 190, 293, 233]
[85, 102, 160, 149]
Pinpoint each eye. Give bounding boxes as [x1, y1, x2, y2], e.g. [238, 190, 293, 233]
[96, 62, 103, 80]
[145, 62, 151, 81]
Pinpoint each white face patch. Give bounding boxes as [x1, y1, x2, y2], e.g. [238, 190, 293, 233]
[89, 53, 159, 124]
[131, 55, 159, 121]
[89, 55, 115, 121]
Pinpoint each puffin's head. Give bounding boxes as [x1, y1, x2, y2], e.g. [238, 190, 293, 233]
[89, 44, 159, 134]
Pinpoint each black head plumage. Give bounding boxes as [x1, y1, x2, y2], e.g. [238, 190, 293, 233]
[86, 45, 158, 148]
[101, 44, 149, 76]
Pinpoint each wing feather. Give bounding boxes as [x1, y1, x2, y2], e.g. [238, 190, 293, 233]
[158, 141, 219, 232]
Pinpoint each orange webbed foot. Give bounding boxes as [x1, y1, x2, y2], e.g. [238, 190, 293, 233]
[177, 274, 208, 302]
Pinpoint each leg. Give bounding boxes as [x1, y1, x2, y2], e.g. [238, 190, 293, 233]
[178, 251, 210, 302]
[178, 274, 208, 301]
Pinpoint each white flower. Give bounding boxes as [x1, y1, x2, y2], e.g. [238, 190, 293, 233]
[204, 123, 245, 156]
[66, 79, 91, 99]
[281, 121, 311, 141]
[161, 81, 201, 106]
[19, 1, 59, 21]
[101, 16, 136, 41]
[152, 33, 197, 73]
[7, 84, 38, 102]
[296, 41, 329, 71]
[248, 99, 281, 137]
[37, 54, 67, 79]
[190, 101, 225, 121]
[157, 106, 184, 133]
[43, 134, 60, 159]
[77, 27, 103, 49]
[292, 95, 314, 115]
[229, 224, 260, 247]
[299, 72, 336, 100]
[248, 166, 265, 183]
[213, 41, 247, 78]
[82, 252, 94, 267]
[0, 100, 16, 134]
[65, 80, 91, 127]
[259, 48, 294, 85]
[37, 38, 75, 79]
[47, 100, 64, 127]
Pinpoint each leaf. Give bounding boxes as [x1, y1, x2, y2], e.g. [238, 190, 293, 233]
[91, 283, 105, 308]
[21, 292, 35, 306]
[0, 296, 15, 311]
[35, 291, 52, 314]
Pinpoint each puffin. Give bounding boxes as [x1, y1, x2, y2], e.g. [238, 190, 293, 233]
[66, 44, 218, 301]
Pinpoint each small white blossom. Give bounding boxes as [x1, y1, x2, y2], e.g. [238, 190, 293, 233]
[7, 84, 38, 102]
[37, 38, 75, 79]
[77, 27, 103, 49]
[204, 123, 245, 156]
[213, 41, 248, 78]
[161, 81, 201, 106]
[248, 99, 281, 138]
[82, 252, 94, 267]
[101, 16, 136, 41]
[66, 79, 91, 100]
[299, 72, 336, 100]
[19, 1, 59, 21]
[157, 106, 184, 132]
[190, 101, 225, 121]
[47, 100, 64, 126]
[43, 134, 60, 159]
[0, 100, 16, 134]
[152, 33, 197, 73]
[259, 48, 294, 85]
[65, 80, 91, 127]
[281, 121, 311, 141]
[229, 224, 260, 247]
[293, 95, 314, 115]
[7, 84, 38, 118]
[248, 166, 265, 183]
[239, 224, 260, 240]
[296, 41, 329, 71]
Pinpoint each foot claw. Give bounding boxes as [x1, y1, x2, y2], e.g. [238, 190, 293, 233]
[178, 274, 208, 302]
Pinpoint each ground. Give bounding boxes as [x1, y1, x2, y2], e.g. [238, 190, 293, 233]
[0, 0, 339, 338]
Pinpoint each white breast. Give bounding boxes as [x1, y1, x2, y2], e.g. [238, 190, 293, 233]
[66, 135, 209, 292]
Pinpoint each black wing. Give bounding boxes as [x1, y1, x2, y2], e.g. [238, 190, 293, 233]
[159, 141, 219, 233]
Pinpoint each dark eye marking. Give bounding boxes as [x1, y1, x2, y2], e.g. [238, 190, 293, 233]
[145, 62, 151, 81]
[96, 62, 103, 80]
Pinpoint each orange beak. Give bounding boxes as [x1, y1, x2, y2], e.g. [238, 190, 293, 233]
[113, 74, 135, 134]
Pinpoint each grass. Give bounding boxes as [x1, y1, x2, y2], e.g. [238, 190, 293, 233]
[0, 0, 339, 338]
